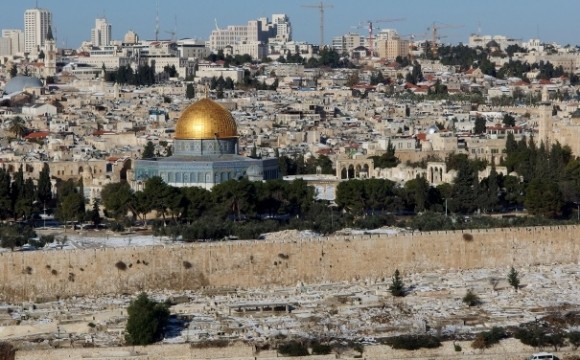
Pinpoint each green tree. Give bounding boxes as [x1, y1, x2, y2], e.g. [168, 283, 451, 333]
[185, 83, 195, 99]
[507, 266, 520, 291]
[0, 168, 12, 219]
[142, 141, 156, 159]
[502, 113, 516, 127]
[163, 64, 177, 77]
[8, 116, 28, 139]
[90, 198, 102, 226]
[56, 191, 85, 228]
[143, 176, 182, 224]
[101, 182, 135, 220]
[450, 157, 480, 214]
[524, 178, 563, 218]
[125, 293, 169, 345]
[369, 140, 400, 169]
[404, 175, 431, 212]
[36, 162, 52, 204]
[9, 64, 18, 78]
[180, 186, 212, 222]
[389, 269, 405, 297]
[211, 178, 257, 221]
[473, 116, 487, 134]
[462, 289, 481, 306]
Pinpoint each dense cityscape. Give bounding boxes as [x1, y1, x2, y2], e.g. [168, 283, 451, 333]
[1, 4, 580, 360]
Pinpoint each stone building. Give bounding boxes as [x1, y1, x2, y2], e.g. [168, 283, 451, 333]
[132, 98, 279, 190]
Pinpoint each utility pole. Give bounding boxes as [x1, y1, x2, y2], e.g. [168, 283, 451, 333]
[302, 1, 334, 47]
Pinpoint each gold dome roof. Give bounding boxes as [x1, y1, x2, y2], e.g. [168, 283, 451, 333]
[174, 98, 237, 139]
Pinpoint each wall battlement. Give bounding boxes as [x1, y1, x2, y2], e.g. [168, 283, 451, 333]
[0, 225, 578, 303]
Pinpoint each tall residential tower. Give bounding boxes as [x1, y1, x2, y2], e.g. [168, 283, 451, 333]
[24, 8, 52, 53]
[92, 17, 112, 47]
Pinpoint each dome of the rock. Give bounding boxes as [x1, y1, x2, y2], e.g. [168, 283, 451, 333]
[174, 98, 237, 140]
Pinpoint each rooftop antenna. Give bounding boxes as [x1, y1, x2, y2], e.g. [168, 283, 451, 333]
[155, 2, 160, 41]
[214, 18, 220, 31]
[477, 21, 481, 35]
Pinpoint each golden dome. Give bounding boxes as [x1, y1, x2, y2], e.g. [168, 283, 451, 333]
[174, 98, 237, 139]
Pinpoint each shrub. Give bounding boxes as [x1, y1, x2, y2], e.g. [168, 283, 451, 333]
[115, 261, 127, 271]
[454, 343, 462, 352]
[568, 331, 580, 349]
[462, 289, 481, 306]
[471, 327, 507, 349]
[462, 233, 473, 241]
[278, 341, 309, 356]
[125, 293, 169, 345]
[183, 261, 192, 269]
[389, 269, 405, 297]
[311, 341, 332, 355]
[508, 266, 520, 291]
[386, 335, 441, 350]
[0, 341, 15, 360]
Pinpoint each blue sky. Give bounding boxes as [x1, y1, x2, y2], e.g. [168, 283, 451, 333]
[1, 0, 579, 48]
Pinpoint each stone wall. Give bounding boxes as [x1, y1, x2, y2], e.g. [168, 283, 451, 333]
[14, 339, 580, 360]
[1, 226, 579, 303]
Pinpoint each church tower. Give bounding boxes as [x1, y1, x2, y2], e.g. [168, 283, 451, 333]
[43, 25, 57, 77]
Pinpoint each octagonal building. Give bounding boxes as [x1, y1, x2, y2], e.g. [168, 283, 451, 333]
[133, 98, 279, 190]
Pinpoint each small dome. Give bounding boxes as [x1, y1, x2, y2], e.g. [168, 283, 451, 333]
[4, 76, 43, 94]
[426, 125, 439, 134]
[174, 98, 237, 139]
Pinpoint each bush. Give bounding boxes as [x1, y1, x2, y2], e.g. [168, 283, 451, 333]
[568, 331, 580, 349]
[471, 327, 507, 349]
[115, 261, 127, 271]
[311, 341, 332, 355]
[508, 266, 520, 291]
[386, 335, 441, 350]
[0, 341, 15, 360]
[109, 222, 125, 232]
[515, 326, 545, 348]
[462, 289, 481, 306]
[278, 341, 309, 356]
[389, 269, 405, 297]
[125, 293, 169, 345]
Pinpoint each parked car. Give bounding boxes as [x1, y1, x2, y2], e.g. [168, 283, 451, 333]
[528, 352, 559, 360]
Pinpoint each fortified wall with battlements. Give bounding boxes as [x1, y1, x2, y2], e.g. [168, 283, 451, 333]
[0, 226, 578, 303]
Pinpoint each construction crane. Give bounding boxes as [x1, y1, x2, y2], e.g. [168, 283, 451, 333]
[427, 22, 463, 56]
[165, 16, 178, 42]
[302, 1, 334, 47]
[354, 18, 405, 57]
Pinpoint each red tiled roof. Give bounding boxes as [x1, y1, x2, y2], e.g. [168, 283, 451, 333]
[24, 131, 50, 140]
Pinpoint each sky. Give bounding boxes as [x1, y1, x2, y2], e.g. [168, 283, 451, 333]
[1, 0, 580, 48]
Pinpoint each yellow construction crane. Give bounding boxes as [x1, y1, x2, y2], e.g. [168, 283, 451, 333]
[354, 18, 405, 57]
[302, 1, 334, 47]
[427, 22, 463, 56]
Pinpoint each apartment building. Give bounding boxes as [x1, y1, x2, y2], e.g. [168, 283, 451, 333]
[24, 8, 52, 53]
[92, 17, 112, 48]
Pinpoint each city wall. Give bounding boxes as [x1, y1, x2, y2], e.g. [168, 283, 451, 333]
[0, 226, 578, 303]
